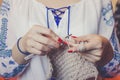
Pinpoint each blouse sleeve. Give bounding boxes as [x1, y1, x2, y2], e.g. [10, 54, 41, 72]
[0, 54, 28, 78]
[98, 30, 120, 78]
[97, 0, 120, 78]
[0, 0, 29, 78]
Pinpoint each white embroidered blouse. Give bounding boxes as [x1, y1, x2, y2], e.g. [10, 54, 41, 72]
[0, 0, 119, 79]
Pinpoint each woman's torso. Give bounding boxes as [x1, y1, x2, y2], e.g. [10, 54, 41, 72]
[1, 0, 112, 80]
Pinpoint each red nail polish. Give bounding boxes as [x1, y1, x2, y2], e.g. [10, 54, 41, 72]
[71, 36, 77, 38]
[63, 41, 68, 45]
[68, 50, 73, 53]
[58, 38, 68, 45]
[58, 38, 63, 43]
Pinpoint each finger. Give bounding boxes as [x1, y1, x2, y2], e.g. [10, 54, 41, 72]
[31, 33, 59, 48]
[68, 42, 87, 53]
[34, 25, 59, 42]
[75, 34, 97, 40]
[89, 49, 103, 57]
[30, 40, 51, 52]
[25, 38, 51, 51]
[68, 41, 87, 53]
[27, 47, 49, 55]
[67, 41, 102, 54]
[83, 41, 102, 51]
[26, 47, 42, 55]
[83, 53, 101, 63]
[82, 55, 96, 63]
[67, 40, 78, 48]
[71, 36, 87, 42]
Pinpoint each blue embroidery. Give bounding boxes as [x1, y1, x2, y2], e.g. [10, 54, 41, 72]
[114, 52, 120, 62]
[9, 60, 15, 65]
[2, 62, 7, 68]
[108, 62, 114, 67]
[2, 65, 25, 78]
[0, 18, 8, 50]
[98, 30, 120, 78]
[102, 3, 114, 26]
[102, 4, 112, 16]
[0, 0, 11, 57]
[0, 0, 27, 78]
[0, 50, 11, 57]
[0, 0, 10, 16]
[98, 66, 113, 78]
[110, 31, 119, 51]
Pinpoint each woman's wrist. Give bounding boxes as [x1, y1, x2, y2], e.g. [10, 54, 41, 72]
[11, 37, 31, 64]
[12, 44, 28, 64]
[17, 37, 30, 56]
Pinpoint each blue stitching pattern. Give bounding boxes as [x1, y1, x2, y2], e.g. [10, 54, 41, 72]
[0, 18, 8, 50]
[0, 0, 10, 57]
[114, 51, 120, 62]
[101, 3, 114, 26]
[0, 0, 27, 78]
[0, 0, 10, 16]
[0, 50, 11, 57]
[98, 2, 119, 76]
[110, 31, 119, 51]
[98, 31, 120, 78]
[46, 6, 71, 36]
[47, 7, 69, 26]
[2, 64, 25, 78]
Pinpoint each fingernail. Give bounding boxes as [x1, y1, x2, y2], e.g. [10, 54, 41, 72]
[71, 36, 77, 38]
[68, 50, 73, 53]
[58, 38, 68, 45]
[57, 38, 63, 43]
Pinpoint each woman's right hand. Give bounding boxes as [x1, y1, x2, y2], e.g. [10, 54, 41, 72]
[19, 25, 60, 55]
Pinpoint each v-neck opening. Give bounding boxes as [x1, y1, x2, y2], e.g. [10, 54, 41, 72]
[47, 6, 70, 27]
[47, 7, 70, 28]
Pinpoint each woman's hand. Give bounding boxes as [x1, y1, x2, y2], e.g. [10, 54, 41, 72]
[67, 34, 113, 66]
[19, 25, 60, 55]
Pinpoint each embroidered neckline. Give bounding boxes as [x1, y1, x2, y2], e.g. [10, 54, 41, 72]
[47, 7, 70, 26]
[46, 6, 71, 36]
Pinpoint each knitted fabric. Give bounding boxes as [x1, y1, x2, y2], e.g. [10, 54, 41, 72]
[48, 46, 98, 80]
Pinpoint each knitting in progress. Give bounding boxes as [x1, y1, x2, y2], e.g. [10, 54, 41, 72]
[48, 45, 98, 80]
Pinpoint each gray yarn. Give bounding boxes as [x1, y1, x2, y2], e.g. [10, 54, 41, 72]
[48, 46, 98, 80]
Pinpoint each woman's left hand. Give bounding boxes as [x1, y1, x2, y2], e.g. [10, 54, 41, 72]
[67, 34, 113, 65]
